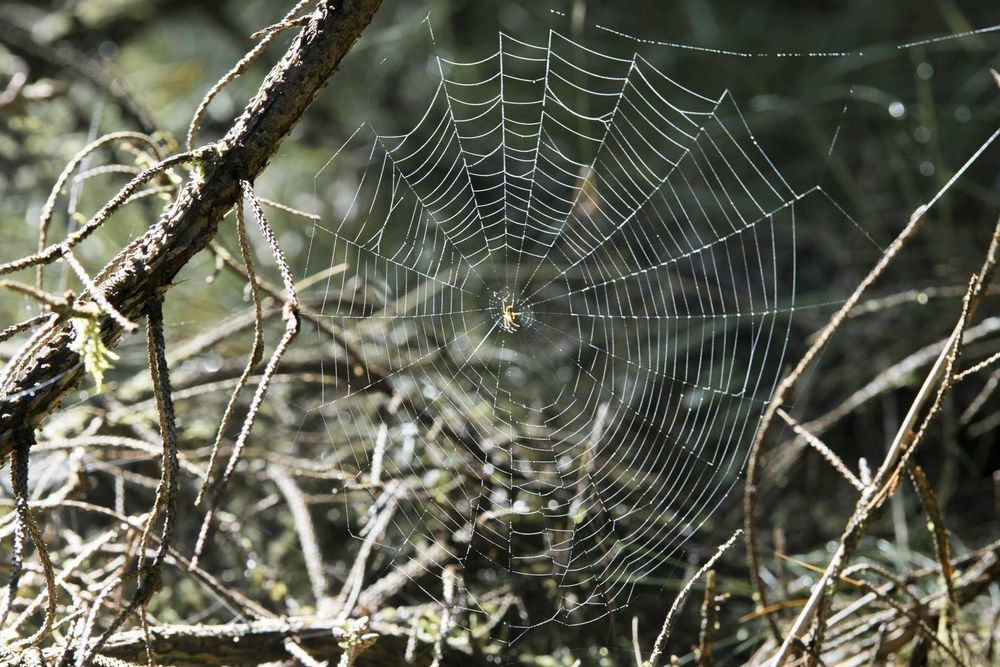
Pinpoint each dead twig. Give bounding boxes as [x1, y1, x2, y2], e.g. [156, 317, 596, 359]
[0, 429, 57, 656]
[191, 182, 300, 563]
[770, 216, 1000, 665]
[645, 530, 741, 667]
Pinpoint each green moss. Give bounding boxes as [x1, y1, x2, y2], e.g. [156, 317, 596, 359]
[69, 315, 119, 392]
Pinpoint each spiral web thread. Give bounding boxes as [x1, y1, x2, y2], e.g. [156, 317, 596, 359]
[298, 26, 851, 632]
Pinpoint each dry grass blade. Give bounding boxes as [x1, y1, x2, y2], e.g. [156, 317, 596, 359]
[866, 587, 962, 664]
[696, 569, 728, 667]
[632, 616, 643, 666]
[908, 465, 962, 657]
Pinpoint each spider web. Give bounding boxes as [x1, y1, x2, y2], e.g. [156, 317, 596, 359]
[297, 23, 852, 633]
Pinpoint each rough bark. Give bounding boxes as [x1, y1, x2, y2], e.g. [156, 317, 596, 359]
[95, 619, 490, 667]
[0, 0, 383, 458]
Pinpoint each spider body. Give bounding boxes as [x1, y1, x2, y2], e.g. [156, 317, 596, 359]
[501, 301, 520, 332]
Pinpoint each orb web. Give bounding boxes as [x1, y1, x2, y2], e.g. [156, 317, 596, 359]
[298, 26, 833, 633]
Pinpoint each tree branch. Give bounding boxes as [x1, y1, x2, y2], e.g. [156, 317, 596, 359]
[0, 0, 383, 459]
[94, 618, 490, 667]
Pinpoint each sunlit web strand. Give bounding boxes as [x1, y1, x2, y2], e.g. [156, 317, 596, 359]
[296, 24, 864, 633]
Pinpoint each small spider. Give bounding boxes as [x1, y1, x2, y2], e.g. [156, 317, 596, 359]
[501, 300, 520, 332]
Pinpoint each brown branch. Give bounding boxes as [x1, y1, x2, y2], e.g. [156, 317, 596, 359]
[0, 0, 384, 460]
[92, 618, 490, 667]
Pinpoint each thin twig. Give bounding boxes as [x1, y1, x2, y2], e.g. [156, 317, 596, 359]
[73, 575, 122, 667]
[0, 429, 57, 655]
[186, 0, 315, 150]
[36, 132, 161, 289]
[250, 15, 314, 42]
[954, 350, 1000, 383]
[81, 295, 179, 665]
[207, 241, 379, 390]
[0, 0, 384, 462]
[269, 466, 332, 614]
[283, 638, 328, 667]
[73, 165, 142, 183]
[195, 200, 264, 507]
[430, 567, 457, 667]
[336, 482, 403, 619]
[191, 182, 300, 563]
[63, 253, 137, 332]
[751, 153, 998, 652]
[138, 294, 180, 574]
[0, 314, 59, 395]
[745, 204, 928, 640]
[959, 367, 1000, 425]
[776, 408, 864, 491]
[645, 530, 741, 667]
[770, 217, 1000, 666]
[0, 314, 49, 345]
[256, 195, 321, 221]
[0, 150, 201, 278]
[781, 316, 1000, 456]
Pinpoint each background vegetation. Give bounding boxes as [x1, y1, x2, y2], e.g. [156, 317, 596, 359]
[0, 0, 998, 665]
